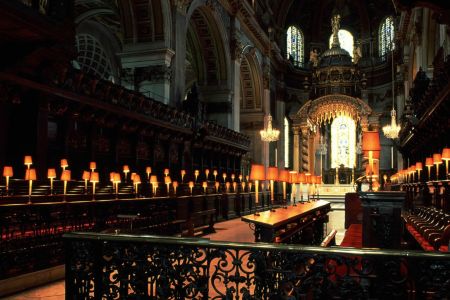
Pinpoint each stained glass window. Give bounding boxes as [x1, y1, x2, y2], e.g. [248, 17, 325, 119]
[331, 116, 356, 168]
[379, 16, 395, 59]
[329, 29, 354, 58]
[286, 26, 304, 67]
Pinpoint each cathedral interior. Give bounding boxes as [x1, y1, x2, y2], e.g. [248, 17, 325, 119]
[0, 0, 449, 298]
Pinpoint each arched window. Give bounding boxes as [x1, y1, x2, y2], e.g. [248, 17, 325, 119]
[284, 117, 289, 168]
[379, 16, 395, 59]
[329, 29, 354, 58]
[286, 26, 304, 67]
[331, 116, 356, 168]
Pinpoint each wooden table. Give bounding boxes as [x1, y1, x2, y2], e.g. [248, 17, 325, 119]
[241, 200, 331, 243]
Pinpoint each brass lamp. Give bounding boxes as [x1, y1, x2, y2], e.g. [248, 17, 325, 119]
[202, 181, 208, 194]
[164, 176, 172, 195]
[61, 170, 71, 197]
[3, 166, 13, 194]
[362, 131, 381, 191]
[133, 174, 141, 196]
[415, 162, 423, 182]
[425, 157, 433, 181]
[222, 172, 227, 183]
[25, 168, 37, 201]
[113, 173, 121, 196]
[289, 171, 298, 205]
[123, 165, 130, 182]
[150, 175, 158, 196]
[433, 153, 442, 180]
[181, 170, 186, 183]
[90, 172, 99, 197]
[24, 155, 32, 169]
[82, 171, 90, 193]
[225, 182, 230, 193]
[188, 181, 194, 195]
[213, 170, 218, 181]
[215, 181, 220, 193]
[278, 169, 290, 202]
[442, 148, 450, 176]
[172, 181, 178, 196]
[194, 170, 199, 183]
[205, 169, 210, 181]
[89, 162, 96, 172]
[146, 166, 152, 180]
[164, 168, 169, 177]
[60, 159, 68, 172]
[267, 167, 278, 209]
[250, 164, 265, 206]
[47, 168, 56, 194]
[298, 173, 306, 203]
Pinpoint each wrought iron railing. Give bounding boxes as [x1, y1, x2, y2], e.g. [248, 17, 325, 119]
[64, 232, 450, 299]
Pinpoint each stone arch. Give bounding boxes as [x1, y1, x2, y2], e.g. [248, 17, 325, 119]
[240, 50, 263, 111]
[185, 5, 229, 87]
[291, 94, 373, 173]
[293, 94, 372, 127]
[117, 0, 171, 45]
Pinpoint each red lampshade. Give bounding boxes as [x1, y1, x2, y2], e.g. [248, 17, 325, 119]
[362, 131, 381, 151]
[89, 162, 96, 170]
[298, 173, 306, 183]
[164, 176, 172, 184]
[415, 162, 423, 171]
[113, 173, 121, 183]
[266, 167, 279, 181]
[89, 172, 99, 183]
[60, 159, 68, 168]
[425, 157, 434, 167]
[25, 168, 37, 181]
[133, 174, 141, 184]
[150, 175, 158, 183]
[433, 153, 442, 164]
[164, 168, 170, 175]
[3, 166, 13, 177]
[60, 170, 71, 181]
[310, 175, 316, 184]
[24, 155, 33, 166]
[442, 148, 450, 160]
[278, 169, 290, 182]
[123, 165, 130, 172]
[82, 171, 90, 180]
[146, 166, 152, 174]
[250, 164, 265, 181]
[45, 168, 55, 179]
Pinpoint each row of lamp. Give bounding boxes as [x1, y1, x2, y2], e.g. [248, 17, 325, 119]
[391, 148, 450, 183]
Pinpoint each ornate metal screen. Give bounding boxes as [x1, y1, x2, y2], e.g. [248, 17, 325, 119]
[64, 232, 450, 299]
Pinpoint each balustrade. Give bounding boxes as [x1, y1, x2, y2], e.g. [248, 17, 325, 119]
[64, 231, 450, 299]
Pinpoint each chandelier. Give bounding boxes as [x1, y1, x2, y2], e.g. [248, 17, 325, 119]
[383, 108, 401, 139]
[382, 48, 401, 139]
[260, 114, 280, 142]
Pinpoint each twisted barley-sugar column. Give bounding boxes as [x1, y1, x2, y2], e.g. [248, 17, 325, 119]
[293, 127, 301, 172]
[301, 127, 310, 173]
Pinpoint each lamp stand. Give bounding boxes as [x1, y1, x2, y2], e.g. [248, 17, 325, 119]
[254, 180, 260, 216]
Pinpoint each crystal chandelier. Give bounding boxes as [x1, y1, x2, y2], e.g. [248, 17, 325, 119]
[382, 48, 401, 139]
[260, 114, 280, 142]
[383, 108, 401, 139]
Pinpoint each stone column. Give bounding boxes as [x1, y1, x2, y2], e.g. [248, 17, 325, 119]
[300, 126, 310, 173]
[293, 126, 300, 172]
[230, 18, 242, 132]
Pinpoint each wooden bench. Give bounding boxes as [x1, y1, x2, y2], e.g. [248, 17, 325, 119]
[182, 209, 216, 237]
[404, 207, 450, 252]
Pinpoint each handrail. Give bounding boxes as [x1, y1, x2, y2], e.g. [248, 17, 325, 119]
[63, 231, 450, 259]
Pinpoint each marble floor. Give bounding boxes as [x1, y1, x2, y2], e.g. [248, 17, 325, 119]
[3, 208, 345, 299]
